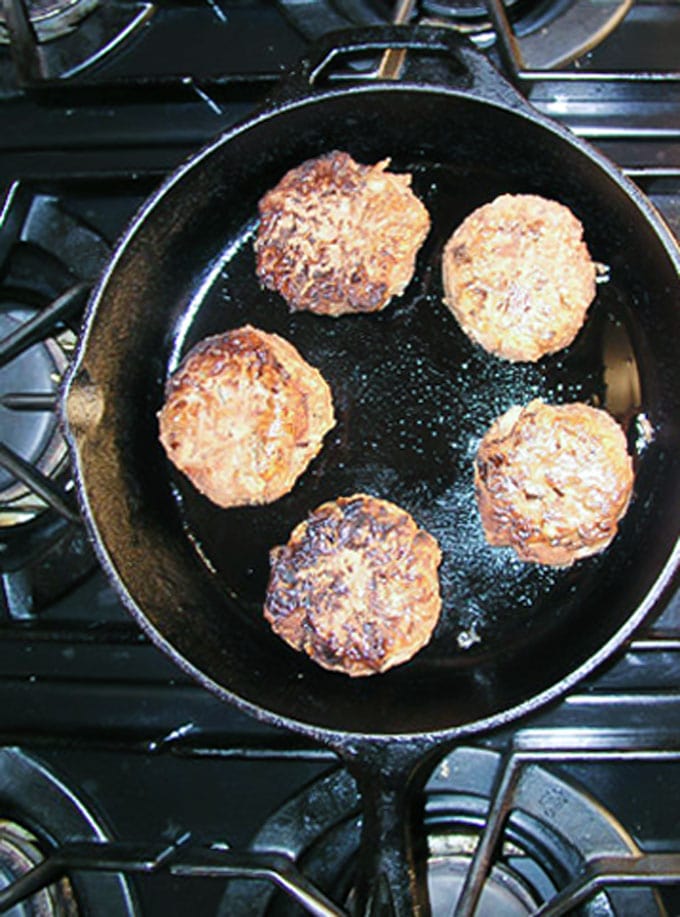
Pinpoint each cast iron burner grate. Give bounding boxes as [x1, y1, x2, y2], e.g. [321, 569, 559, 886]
[0, 306, 70, 519]
[0, 745, 677, 915]
[0, 0, 98, 44]
[0, 0, 152, 91]
[0, 3, 678, 917]
[0, 749, 134, 916]
[277, 0, 633, 70]
[0, 184, 109, 614]
[0, 821, 78, 917]
[218, 745, 679, 915]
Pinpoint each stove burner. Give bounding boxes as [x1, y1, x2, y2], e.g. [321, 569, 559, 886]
[0, 749, 134, 916]
[421, 0, 525, 24]
[0, 186, 107, 529]
[342, 836, 540, 915]
[427, 855, 535, 915]
[0, 821, 77, 917]
[0, 1, 153, 90]
[219, 747, 661, 915]
[0, 188, 108, 610]
[278, 0, 633, 69]
[0, 0, 98, 44]
[0, 306, 71, 524]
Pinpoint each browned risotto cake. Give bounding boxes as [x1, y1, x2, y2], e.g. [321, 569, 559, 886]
[264, 494, 442, 676]
[255, 150, 431, 317]
[474, 399, 634, 566]
[442, 194, 597, 362]
[158, 325, 335, 508]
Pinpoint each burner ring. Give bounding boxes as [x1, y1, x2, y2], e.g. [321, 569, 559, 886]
[219, 747, 662, 915]
[0, 749, 135, 916]
[0, 820, 77, 917]
[278, 0, 633, 69]
[0, 0, 99, 44]
[428, 855, 537, 916]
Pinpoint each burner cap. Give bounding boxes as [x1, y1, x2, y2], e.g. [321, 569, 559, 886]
[421, 0, 524, 23]
[342, 849, 538, 915]
[429, 855, 535, 915]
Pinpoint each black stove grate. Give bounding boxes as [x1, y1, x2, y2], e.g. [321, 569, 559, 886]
[0, 282, 88, 524]
[0, 737, 677, 915]
[0, 1, 679, 915]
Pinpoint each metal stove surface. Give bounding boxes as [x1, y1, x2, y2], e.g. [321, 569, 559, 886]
[0, 1, 679, 915]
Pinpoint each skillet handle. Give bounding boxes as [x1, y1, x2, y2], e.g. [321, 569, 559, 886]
[337, 738, 443, 917]
[266, 24, 528, 111]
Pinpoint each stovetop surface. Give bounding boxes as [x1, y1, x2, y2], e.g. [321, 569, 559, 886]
[0, 2, 679, 915]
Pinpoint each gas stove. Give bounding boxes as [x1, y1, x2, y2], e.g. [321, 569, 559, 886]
[0, 2, 679, 915]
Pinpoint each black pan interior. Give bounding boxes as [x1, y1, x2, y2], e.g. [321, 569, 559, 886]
[73, 87, 680, 736]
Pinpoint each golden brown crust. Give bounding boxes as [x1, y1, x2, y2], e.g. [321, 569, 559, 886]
[158, 325, 335, 508]
[255, 150, 431, 317]
[264, 494, 442, 676]
[474, 399, 634, 566]
[442, 194, 597, 362]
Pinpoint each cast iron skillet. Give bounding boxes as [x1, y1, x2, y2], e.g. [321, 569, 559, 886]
[62, 26, 680, 915]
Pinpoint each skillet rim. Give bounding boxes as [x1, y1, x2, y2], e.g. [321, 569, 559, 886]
[60, 79, 680, 744]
